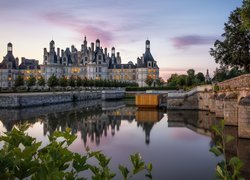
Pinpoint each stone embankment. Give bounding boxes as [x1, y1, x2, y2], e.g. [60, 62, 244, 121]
[0, 89, 125, 108]
[167, 74, 250, 139]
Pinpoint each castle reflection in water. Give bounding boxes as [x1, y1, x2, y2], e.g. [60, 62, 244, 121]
[0, 100, 249, 178]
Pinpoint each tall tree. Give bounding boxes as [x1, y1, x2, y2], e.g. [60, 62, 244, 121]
[37, 76, 45, 86]
[59, 76, 68, 87]
[195, 72, 205, 84]
[242, 0, 250, 29]
[145, 76, 153, 87]
[14, 75, 24, 87]
[186, 69, 195, 86]
[26, 76, 36, 87]
[76, 76, 82, 87]
[156, 77, 165, 87]
[47, 74, 58, 88]
[210, 8, 250, 72]
[69, 75, 76, 87]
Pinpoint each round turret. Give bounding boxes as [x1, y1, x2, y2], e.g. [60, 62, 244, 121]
[7, 42, 13, 52]
[146, 40, 150, 51]
[111, 47, 115, 55]
[96, 39, 100, 48]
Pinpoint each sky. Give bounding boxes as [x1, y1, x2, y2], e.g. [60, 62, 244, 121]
[0, 0, 243, 79]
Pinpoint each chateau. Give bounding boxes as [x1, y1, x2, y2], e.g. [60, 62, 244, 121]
[0, 38, 159, 88]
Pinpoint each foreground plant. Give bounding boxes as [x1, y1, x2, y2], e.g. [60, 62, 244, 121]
[0, 124, 152, 179]
[210, 120, 244, 180]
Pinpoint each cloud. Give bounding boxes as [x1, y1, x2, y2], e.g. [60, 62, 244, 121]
[42, 12, 114, 46]
[171, 35, 216, 49]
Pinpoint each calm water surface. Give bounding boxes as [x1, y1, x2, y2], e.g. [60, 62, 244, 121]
[0, 100, 235, 179]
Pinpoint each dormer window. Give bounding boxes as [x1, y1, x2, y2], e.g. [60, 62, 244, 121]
[148, 62, 151, 68]
[98, 55, 102, 60]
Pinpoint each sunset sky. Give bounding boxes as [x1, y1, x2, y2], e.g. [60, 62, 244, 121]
[0, 0, 242, 79]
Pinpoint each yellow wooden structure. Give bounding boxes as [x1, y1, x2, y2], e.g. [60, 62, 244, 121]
[136, 109, 163, 122]
[135, 94, 161, 108]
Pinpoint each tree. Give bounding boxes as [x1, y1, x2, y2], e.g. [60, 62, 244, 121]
[145, 76, 153, 87]
[186, 69, 195, 86]
[195, 72, 205, 84]
[210, 8, 250, 73]
[37, 76, 45, 86]
[69, 75, 76, 87]
[26, 76, 36, 87]
[242, 0, 250, 29]
[59, 76, 68, 87]
[14, 75, 24, 87]
[76, 76, 82, 87]
[156, 77, 165, 87]
[176, 75, 186, 88]
[47, 74, 58, 88]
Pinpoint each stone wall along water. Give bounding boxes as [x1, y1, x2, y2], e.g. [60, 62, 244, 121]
[224, 93, 238, 126]
[0, 91, 101, 108]
[218, 74, 250, 90]
[238, 96, 250, 139]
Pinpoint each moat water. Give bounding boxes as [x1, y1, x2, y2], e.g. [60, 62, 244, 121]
[0, 100, 249, 179]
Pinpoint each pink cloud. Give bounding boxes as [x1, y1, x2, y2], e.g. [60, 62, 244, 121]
[171, 35, 216, 49]
[42, 12, 114, 46]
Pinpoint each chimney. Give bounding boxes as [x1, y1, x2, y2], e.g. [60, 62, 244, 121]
[57, 48, 60, 56]
[21, 57, 25, 64]
[104, 48, 107, 55]
[91, 42, 94, 52]
[61, 49, 64, 56]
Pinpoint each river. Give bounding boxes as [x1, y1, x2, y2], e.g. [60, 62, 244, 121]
[0, 100, 249, 179]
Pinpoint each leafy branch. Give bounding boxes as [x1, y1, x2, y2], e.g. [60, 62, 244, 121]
[0, 124, 152, 179]
[210, 120, 244, 180]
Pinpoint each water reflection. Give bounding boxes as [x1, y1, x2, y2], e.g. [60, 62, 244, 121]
[167, 110, 217, 137]
[0, 101, 249, 179]
[223, 126, 250, 179]
[136, 109, 164, 144]
[0, 101, 166, 146]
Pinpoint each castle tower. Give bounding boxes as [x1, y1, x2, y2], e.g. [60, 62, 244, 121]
[205, 69, 211, 83]
[84, 36, 87, 47]
[7, 42, 13, 53]
[146, 40, 150, 52]
[49, 40, 55, 52]
[96, 39, 100, 49]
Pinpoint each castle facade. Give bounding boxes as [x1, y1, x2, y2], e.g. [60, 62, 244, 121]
[0, 38, 159, 88]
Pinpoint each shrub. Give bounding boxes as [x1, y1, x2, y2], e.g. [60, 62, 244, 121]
[0, 124, 153, 179]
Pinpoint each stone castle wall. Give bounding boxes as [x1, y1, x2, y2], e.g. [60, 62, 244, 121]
[167, 74, 250, 139]
[218, 74, 250, 90]
[0, 91, 102, 108]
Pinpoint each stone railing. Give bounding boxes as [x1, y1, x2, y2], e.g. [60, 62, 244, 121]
[101, 88, 125, 100]
[218, 74, 250, 90]
[168, 85, 213, 98]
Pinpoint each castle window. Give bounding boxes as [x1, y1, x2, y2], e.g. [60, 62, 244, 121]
[98, 55, 102, 60]
[99, 67, 102, 73]
[85, 57, 88, 61]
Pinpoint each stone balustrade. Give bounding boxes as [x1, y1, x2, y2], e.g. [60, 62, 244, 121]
[218, 74, 250, 90]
